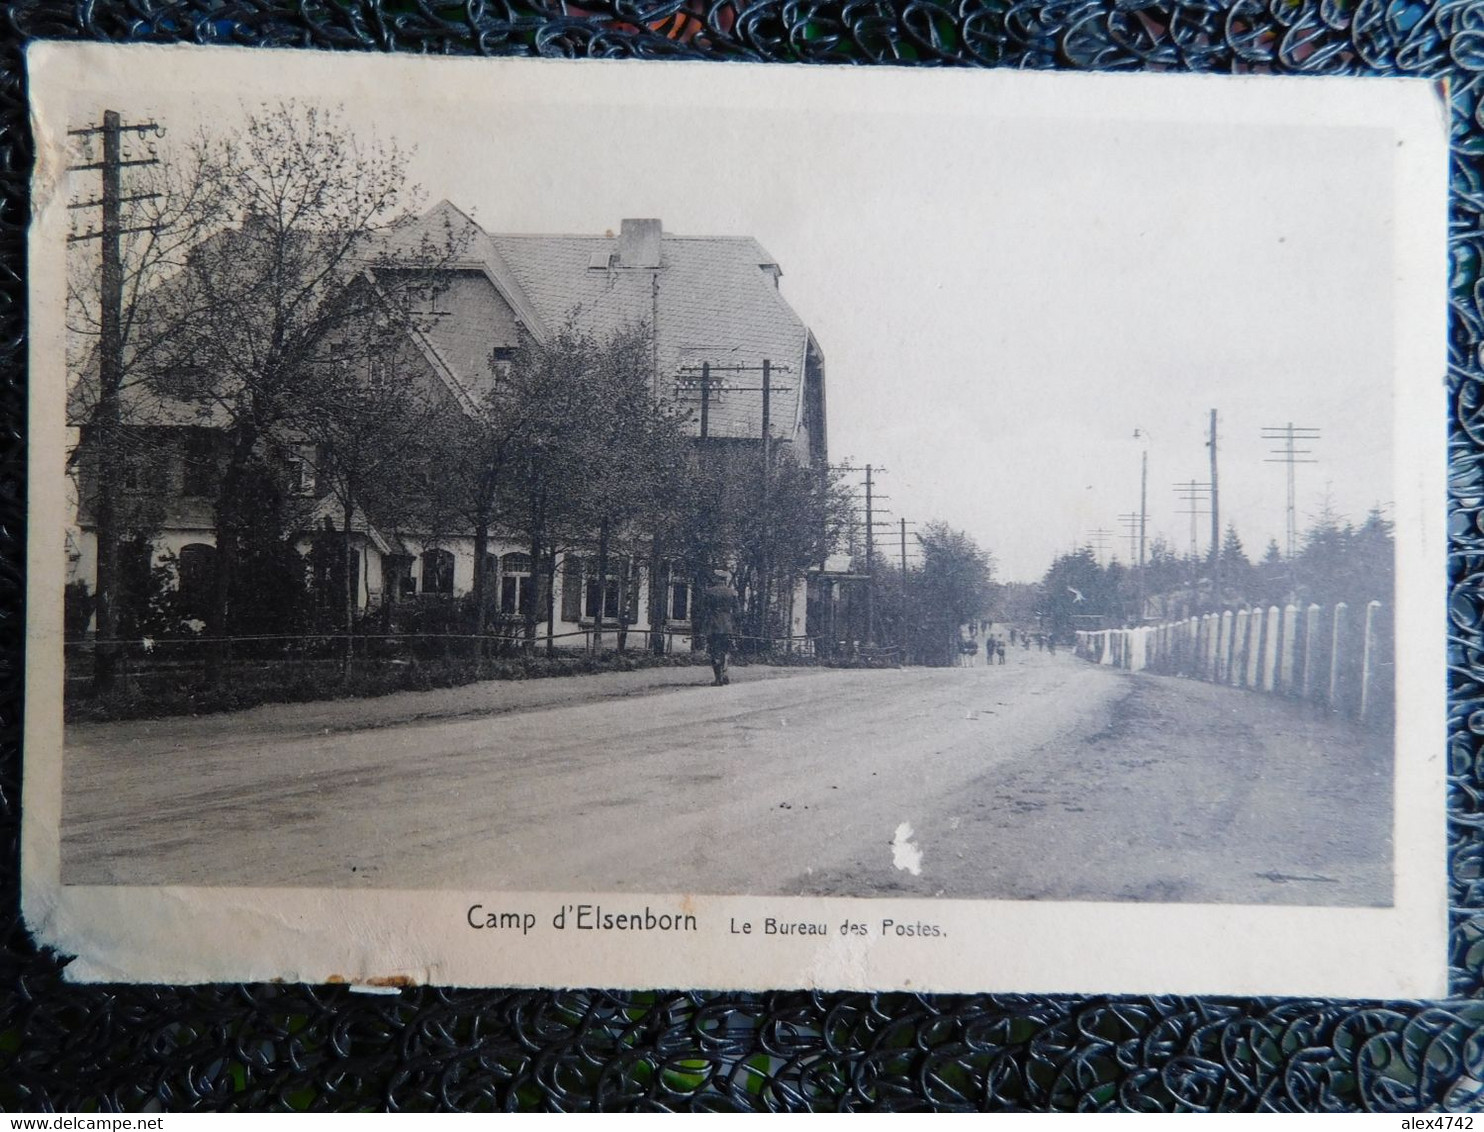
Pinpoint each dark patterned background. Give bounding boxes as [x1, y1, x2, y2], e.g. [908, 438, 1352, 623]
[3, 0, 1483, 1112]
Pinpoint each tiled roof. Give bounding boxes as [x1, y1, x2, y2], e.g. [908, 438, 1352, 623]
[381, 201, 812, 441]
[491, 230, 809, 441]
[72, 203, 815, 447]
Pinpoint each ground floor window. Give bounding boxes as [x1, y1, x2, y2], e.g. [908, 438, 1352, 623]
[560, 556, 638, 623]
[500, 552, 535, 614]
[422, 548, 455, 595]
[383, 554, 416, 599]
[176, 542, 216, 620]
[670, 580, 690, 622]
[585, 568, 621, 622]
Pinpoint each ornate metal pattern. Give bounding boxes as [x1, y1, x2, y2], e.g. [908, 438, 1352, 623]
[2, 0, 1483, 1112]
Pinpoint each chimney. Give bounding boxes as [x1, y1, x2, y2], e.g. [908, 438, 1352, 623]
[618, 219, 662, 268]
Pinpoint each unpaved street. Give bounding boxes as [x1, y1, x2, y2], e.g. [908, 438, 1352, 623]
[62, 652, 1390, 904]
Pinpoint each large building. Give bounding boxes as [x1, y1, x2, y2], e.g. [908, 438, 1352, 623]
[68, 202, 830, 650]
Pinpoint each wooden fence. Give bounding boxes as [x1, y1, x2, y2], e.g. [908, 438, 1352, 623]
[1073, 601, 1392, 722]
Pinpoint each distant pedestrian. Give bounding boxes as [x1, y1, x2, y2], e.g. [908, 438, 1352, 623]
[996, 639, 1006, 665]
[699, 570, 738, 686]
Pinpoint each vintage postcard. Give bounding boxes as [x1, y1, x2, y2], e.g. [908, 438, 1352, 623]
[23, 42, 1450, 995]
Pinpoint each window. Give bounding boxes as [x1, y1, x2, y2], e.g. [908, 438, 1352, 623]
[500, 552, 535, 615]
[670, 581, 690, 622]
[382, 554, 415, 600]
[422, 548, 455, 595]
[368, 354, 394, 389]
[579, 557, 637, 624]
[176, 543, 216, 620]
[490, 346, 517, 389]
[585, 570, 621, 622]
[410, 283, 451, 316]
[121, 441, 167, 495]
[288, 445, 318, 496]
[181, 430, 219, 498]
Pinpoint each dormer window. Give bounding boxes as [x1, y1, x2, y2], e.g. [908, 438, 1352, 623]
[588, 251, 617, 270]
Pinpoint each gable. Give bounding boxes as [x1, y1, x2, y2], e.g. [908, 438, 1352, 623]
[379, 269, 525, 406]
[491, 232, 812, 443]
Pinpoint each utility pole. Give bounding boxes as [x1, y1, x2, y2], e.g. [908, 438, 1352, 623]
[851, 466, 892, 651]
[674, 360, 792, 447]
[699, 362, 710, 440]
[1207, 409, 1221, 605]
[1133, 428, 1151, 625]
[1088, 527, 1113, 565]
[1140, 450, 1148, 576]
[1262, 423, 1321, 560]
[865, 464, 876, 646]
[69, 109, 161, 693]
[675, 359, 794, 648]
[759, 359, 771, 646]
[1173, 480, 1212, 558]
[899, 516, 917, 658]
[1174, 479, 1212, 608]
[1118, 512, 1142, 563]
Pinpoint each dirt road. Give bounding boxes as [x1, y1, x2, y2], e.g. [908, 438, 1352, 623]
[61, 652, 1390, 904]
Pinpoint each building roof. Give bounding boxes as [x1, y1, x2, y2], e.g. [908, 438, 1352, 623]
[70, 202, 818, 448]
[381, 201, 813, 442]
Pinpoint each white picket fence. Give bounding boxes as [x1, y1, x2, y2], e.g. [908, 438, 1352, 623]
[1074, 601, 1391, 721]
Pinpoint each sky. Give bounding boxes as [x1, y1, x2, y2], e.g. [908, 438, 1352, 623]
[59, 52, 1416, 581]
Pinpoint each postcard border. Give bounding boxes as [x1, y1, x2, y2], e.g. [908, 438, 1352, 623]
[3, 3, 1482, 1114]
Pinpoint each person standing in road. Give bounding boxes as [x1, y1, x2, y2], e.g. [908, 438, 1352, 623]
[700, 569, 738, 686]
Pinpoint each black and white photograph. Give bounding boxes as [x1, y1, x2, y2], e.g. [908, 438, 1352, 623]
[23, 44, 1448, 995]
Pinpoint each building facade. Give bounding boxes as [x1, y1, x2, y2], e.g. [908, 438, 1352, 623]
[68, 203, 830, 652]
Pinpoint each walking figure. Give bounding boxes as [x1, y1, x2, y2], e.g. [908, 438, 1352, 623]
[996, 639, 1006, 665]
[700, 569, 738, 686]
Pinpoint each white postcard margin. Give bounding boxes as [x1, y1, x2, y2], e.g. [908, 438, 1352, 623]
[21, 44, 1452, 996]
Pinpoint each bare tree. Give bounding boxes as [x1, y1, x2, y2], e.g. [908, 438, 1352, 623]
[491, 319, 691, 655]
[140, 102, 454, 682]
[293, 321, 445, 675]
